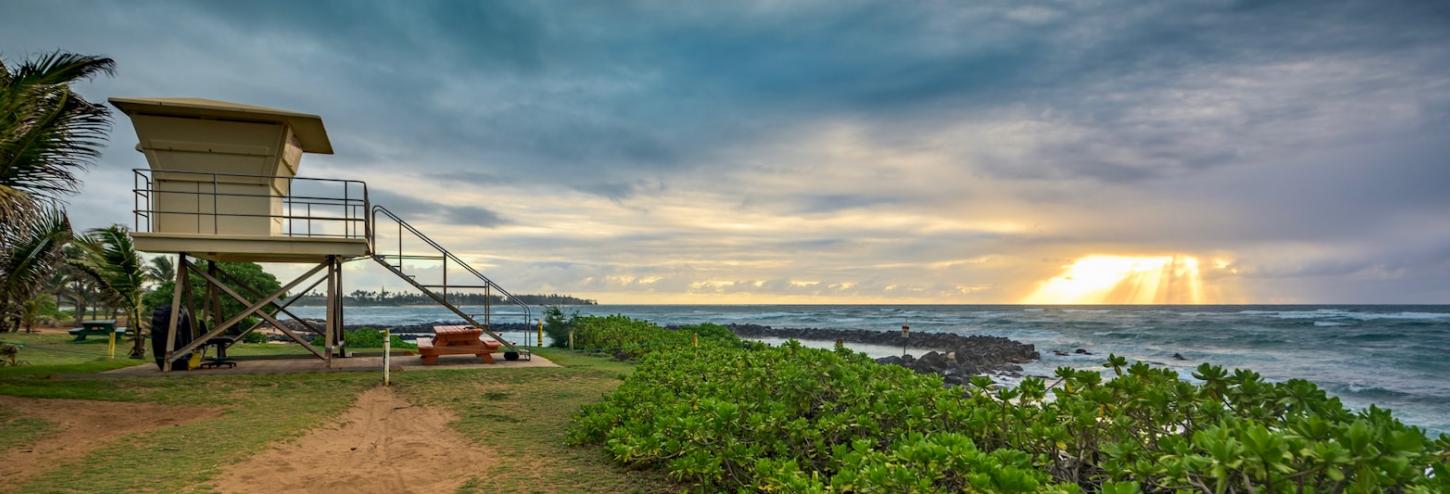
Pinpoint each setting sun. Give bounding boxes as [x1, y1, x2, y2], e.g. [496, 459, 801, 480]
[1023, 255, 1206, 304]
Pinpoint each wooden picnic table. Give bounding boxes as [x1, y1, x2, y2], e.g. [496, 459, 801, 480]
[417, 325, 502, 365]
[68, 320, 126, 341]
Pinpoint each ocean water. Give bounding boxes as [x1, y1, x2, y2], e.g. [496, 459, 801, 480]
[291, 304, 1450, 433]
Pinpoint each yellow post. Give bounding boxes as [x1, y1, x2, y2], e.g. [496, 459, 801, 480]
[568, 330, 575, 350]
[692, 332, 698, 347]
[107, 330, 116, 359]
[537, 319, 544, 347]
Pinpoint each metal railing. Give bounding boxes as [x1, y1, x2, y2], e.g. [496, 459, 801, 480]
[132, 168, 369, 240]
[371, 205, 534, 354]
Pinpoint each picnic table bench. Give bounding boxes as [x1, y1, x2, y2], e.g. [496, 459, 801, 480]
[68, 320, 128, 342]
[417, 325, 502, 365]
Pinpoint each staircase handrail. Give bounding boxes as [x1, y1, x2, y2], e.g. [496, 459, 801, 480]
[369, 205, 533, 326]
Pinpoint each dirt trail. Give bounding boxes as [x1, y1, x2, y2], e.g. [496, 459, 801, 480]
[0, 396, 217, 492]
[211, 386, 492, 494]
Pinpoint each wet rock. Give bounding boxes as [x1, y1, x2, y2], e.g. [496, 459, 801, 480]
[1053, 350, 1070, 356]
[856, 333, 1041, 385]
[1074, 348, 1091, 355]
[875, 355, 908, 366]
[916, 351, 951, 372]
[1172, 352, 1186, 361]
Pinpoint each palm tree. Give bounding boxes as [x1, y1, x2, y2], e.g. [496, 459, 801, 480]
[145, 255, 175, 286]
[70, 226, 148, 358]
[0, 208, 70, 332]
[0, 51, 114, 222]
[0, 51, 114, 333]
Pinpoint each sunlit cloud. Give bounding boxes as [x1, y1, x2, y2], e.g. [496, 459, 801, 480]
[6, 0, 1449, 303]
[1023, 255, 1214, 304]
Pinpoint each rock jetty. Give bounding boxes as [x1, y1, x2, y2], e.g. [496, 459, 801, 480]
[723, 323, 1040, 383]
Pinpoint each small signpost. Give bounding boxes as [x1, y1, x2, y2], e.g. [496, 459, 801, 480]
[383, 328, 391, 386]
[901, 318, 910, 358]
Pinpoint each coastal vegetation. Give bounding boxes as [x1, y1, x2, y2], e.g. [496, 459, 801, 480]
[566, 313, 737, 357]
[0, 52, 114, 334]
[565, 315, 1450, 493]
[68, 226, 149, 357]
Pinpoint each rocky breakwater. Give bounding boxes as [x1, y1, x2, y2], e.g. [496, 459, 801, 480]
[875, 336, 1040, 385]
[725, 324, 1040, 384]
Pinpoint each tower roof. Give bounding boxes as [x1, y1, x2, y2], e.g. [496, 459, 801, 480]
[109, 97, 333, 154]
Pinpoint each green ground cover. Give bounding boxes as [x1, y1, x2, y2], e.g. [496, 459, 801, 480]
[567, 316, 1450, 493]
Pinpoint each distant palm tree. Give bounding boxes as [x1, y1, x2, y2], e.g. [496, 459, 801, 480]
[48, 245, 102, 325]
[0, 208, 70, 332]
[71, 226, 148, 358]
[0, 51, 114, 221]
[146, 255, 175, 286]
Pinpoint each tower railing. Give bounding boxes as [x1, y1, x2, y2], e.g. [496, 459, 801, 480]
[132, 168, 370, 239]
[370, 205, 534, 356]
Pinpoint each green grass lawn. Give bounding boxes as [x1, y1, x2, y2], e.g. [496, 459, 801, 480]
[0, 406, 55, 454]
[0, 337, 675, 493]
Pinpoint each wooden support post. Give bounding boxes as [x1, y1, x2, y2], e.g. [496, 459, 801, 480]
[325, 256, 336, 368]
[181, 258, 194, 338]
[335, 257, 345, 357]
[163, 253, 187, 372]
[206, 261, 221, 338]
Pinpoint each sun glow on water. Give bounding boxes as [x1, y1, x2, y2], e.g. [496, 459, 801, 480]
[1023, 255, 1207, 304]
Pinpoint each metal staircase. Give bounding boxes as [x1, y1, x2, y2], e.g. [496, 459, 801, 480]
[369, 205, 533, 359]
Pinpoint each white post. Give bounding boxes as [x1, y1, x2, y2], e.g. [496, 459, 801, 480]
[383, 328, 391, 386]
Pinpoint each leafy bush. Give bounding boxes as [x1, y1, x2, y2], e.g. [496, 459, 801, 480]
[346, 327, 416, 349]
[310, 327, 417, 349]
[543, 305, 574, 348]
[570, 342, 1450, 493]
[569, 315, 739, 359]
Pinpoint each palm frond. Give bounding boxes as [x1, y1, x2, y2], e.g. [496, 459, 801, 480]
[0, 207, 71, 317]
[0, 51, 115, 214]
[70, 225, 147, 309]
[146, 255, 175, 284]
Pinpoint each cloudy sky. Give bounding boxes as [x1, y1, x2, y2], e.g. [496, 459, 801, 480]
[4, 0, 1449, 303]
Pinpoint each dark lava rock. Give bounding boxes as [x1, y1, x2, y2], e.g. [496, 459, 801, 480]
[859, 334, 1041, 384]
[1074, 348, 1091, 355]
[1172, 352, 1187, 361]
[917, 351, 951, 372]
[1053, 350, 1070, 356]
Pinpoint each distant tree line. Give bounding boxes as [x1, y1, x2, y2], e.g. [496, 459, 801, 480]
[291, 289, 596, 306]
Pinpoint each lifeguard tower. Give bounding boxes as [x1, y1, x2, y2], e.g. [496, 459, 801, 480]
[113, 97, 532, 372]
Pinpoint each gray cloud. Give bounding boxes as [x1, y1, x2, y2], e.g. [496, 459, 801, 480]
[368, 189, 509, 229]
[6, 0, 1450, 302]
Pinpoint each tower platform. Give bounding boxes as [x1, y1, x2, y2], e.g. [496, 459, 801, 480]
[132, 232, 369, 263]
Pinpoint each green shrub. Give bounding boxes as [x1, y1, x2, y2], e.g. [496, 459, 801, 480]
[310, 327, 417, 349]
[568, 315, 739, 359]
[543, 305, 574, 348]
[570, 342, 1450, 492]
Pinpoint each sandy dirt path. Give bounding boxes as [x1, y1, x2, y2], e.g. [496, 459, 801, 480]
[211, 386, 492, 494]
[0, 396, 218, 492]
